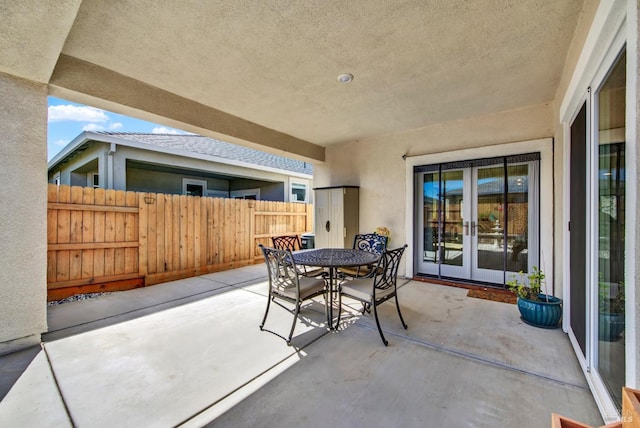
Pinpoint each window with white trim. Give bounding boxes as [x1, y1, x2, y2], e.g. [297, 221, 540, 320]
[182, 178, 207, 196]
[88, 172, 99, 188]
[230, 188, 260, 200]
[290, 182, 308, 202]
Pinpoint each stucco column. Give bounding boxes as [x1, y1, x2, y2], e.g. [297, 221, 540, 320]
[0, 73, 48, 354]
[112, 149, 127, 191]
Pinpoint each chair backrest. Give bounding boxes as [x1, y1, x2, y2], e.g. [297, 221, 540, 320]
[353, 233, 387, 256]
[373, 245, 407, 291]
[271, 235, 302, 252]
[259, 244, 300, 296]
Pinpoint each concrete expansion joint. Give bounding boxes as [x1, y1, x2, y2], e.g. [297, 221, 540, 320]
[41, 343, 76, 428]
[355, 324, 590, 392]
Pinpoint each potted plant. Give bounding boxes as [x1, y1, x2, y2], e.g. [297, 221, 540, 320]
[598, 279, 625, 341]
[507, 266, 562, 328]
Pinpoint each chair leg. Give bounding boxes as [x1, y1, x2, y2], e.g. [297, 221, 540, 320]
[323, 288, 329, 324]
[372, 302, 388, 346]
[287, 301, 301, 345]
[336, 294, 342, 329]
[335, 284, 342, 329]
[259, 293, 272, 330]
[361, 302, 371, 314]
[394, 293, 408, 330]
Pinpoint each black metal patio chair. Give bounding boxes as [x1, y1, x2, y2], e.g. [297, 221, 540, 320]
[271, 235, 324, 277]
[339, 245, 408, 346]
[259, 244, 327, 345]
[338, 233, 388, 279]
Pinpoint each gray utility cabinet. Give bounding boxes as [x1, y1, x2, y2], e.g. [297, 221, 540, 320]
[314, 186, 359, 249]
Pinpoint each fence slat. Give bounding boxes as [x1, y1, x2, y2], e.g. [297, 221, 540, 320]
[124, 191, 138, 274]
[155, 193, 164, 273]
[81, 187, 95, 279]
[93, 188, 106, 278]
[187, 196, 195, 268]
[104, 189, 116, 276]
[56, 186, 71, 282]
[144, 192, 157, 275]
[113, 190, 126, 275]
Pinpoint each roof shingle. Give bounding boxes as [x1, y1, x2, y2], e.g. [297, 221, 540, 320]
[97, 132, 313, 175]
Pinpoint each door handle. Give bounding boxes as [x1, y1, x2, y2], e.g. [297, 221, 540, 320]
[464, 221, 469, 236]
[471, 221, 476, 237]
[325, 220, 331, 232]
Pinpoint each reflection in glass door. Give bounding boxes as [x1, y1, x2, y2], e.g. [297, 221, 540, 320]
[420, 168, 470, 278]
[471, 164, 535, 283]
[416, 156, 539, 286]
[473, 166, 505, 283]
[595, 50, 625, 409]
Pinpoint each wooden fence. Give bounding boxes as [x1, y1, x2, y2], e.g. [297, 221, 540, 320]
[47, 184, 313, 300]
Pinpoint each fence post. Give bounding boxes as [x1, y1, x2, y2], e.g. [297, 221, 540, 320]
[138, 193, 148, 280]
[249, 199, 257, 260]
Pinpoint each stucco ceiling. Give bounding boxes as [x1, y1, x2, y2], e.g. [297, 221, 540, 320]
[1, 0, 585, 161]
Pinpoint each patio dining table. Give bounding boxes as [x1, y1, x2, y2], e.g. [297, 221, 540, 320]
[292, 248, 380, 330]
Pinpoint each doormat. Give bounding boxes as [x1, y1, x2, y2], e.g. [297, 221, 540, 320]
[467, 288, 516, 304]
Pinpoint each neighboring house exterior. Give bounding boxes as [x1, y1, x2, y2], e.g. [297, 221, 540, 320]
[47, 132, 314, 203]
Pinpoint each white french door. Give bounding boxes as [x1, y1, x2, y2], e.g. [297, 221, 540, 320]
[419, 167, 469, 278]
[416, 157, 539, 285]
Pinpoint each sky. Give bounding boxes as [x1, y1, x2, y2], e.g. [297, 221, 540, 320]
[47, 97, 187, 161]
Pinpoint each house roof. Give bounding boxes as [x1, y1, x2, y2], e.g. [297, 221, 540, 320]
[48, 132, 313, 177]
[96, 132, 313, 175]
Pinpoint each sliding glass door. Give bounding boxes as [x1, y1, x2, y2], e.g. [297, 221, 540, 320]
[595, 50, 625, 408]
[567, 47, 626, 412]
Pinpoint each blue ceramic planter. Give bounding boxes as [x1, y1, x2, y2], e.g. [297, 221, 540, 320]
[517, 294, 562, 329]
[598, 312, 625, 341]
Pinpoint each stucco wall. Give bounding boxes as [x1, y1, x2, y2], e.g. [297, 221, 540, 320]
[314, 103, 554, 278]
[0, 73, 48, 354]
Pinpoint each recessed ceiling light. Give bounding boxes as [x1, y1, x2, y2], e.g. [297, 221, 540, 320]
[337, 73, 354, 83]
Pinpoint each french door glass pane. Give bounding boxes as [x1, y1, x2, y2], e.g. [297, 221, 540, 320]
[441, 171, 464, 266]
[596, 51, 625, 408]
[476, 167, 504, 271]
[506, 164, 529, 273]
[423, 172, 439, 263]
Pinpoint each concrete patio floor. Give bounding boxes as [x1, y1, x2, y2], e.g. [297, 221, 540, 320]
[0, 265, 603, 427]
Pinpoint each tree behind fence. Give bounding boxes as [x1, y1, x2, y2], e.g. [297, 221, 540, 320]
[47, 184, 313, 300]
